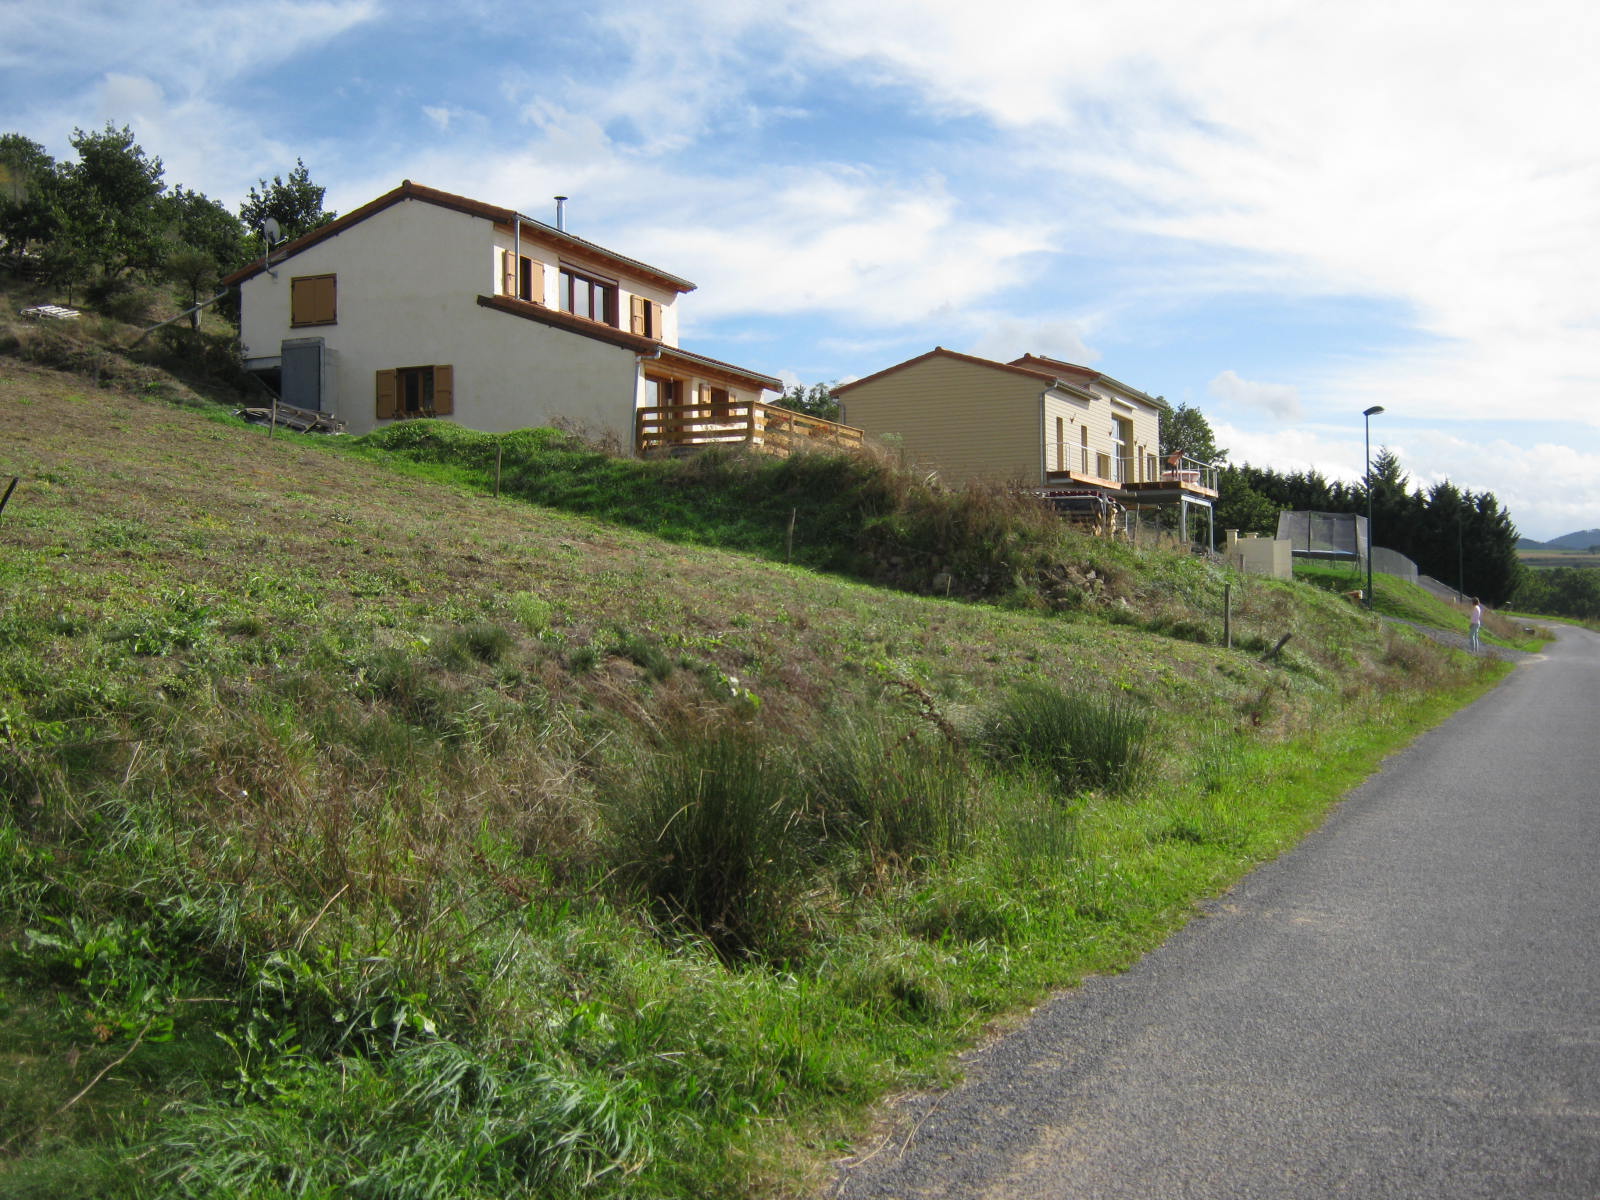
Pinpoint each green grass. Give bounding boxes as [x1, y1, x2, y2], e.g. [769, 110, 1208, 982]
[1293, 561, 1545, 653]
[0, 354, 1514, 1198]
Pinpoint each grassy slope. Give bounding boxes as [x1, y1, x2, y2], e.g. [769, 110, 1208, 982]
[1293, 561, 1543, 654]
[0, 357, 1508, 1198]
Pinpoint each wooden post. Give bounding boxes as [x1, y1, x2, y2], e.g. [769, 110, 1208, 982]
[270, 395, 278, 439]
[1224, 582, 1232, 649]
[494, 444, 503, 498]
[786, 508, 797, 561]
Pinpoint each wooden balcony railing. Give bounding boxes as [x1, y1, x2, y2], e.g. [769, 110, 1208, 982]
[637, 401, 865, 457]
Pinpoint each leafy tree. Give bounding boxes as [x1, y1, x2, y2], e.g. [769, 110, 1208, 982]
[162, 186, 246, 325]
[239, 159, 334, 244]
[56, 123, 168, 293]
[773, 382, 841, 422]
[1159, 401, 1226, 464]
[1513, 566, 1600, 620]
[1216, 472, 1281, 536]
[0, 133, 58, 265]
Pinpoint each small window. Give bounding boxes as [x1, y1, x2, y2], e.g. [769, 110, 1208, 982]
[375, 364, 454, 420]
[501, 252, 542, 301]
[629, 295, 663, 338]
[291, 274, 336, 327]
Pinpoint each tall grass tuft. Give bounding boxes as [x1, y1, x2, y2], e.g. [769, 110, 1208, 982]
[606, 729, 812, 961]
[805, 719, 973, 869]
[982, 681, 1152, 797]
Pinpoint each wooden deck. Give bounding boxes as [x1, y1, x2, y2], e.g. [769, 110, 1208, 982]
[636, 402, 865, 457]
[1044, 454, 1219, 501]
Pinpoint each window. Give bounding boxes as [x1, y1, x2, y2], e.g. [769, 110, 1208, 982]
[645, 375, 682, 407]
[629, 295, 663, 339]
[502, 251, 542, 302]
[375, 365, 454, 420]
[1113, 416, 1132, 482]
[560, 265, 617, 326]
[290, 274, 336, 327]
[699, 383, 733, 422]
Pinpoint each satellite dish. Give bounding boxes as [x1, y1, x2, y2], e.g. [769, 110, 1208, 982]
[262, 217, 282, 244]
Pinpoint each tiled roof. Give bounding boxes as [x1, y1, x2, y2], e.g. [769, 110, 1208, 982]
[224, 180, 697, 293]
[834, 346, 1081, 394]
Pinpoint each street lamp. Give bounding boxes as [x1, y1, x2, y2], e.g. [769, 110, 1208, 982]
[1363, 405, 1385, 608]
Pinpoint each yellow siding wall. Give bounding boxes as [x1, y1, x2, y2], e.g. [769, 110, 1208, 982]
[841, 358, 1043, 486]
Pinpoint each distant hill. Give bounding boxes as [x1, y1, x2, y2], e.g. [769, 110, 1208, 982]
[1518, 537, 1548, 550]
[1543, 529, 1600, 551]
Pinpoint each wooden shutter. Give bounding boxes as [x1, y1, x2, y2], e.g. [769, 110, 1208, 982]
[649, 301, 662, 339]
[375, 369, 398, 419]
[432, 365, 454, 416]
[291, 274, 336, 326]
[501, 251, 515, 296]
[630, 295, 646, 335]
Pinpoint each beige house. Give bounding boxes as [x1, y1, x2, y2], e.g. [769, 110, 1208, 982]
[834, 347, 1217, 538]
[224, 181, 790, 448]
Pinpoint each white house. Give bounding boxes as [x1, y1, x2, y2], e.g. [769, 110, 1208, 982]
[224, 181, 783, 446]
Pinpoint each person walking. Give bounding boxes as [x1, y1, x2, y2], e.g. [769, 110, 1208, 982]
[1469, 597, 1483, 652]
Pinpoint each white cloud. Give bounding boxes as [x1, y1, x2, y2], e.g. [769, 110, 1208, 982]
[611, 166, 1057, 330]
[1208, 370, 1301, 422]
[967, 317, 1097, 368]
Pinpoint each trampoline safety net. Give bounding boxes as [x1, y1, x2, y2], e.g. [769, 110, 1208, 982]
[1276, 510, 1368, 561]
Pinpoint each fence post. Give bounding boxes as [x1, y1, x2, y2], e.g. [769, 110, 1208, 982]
[1224, 582, 1232, 649]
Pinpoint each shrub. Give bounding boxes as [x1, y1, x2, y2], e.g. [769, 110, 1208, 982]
[982, 681, 1151, 796]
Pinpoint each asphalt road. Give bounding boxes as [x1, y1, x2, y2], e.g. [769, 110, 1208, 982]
[831, 625, 1600, 1199]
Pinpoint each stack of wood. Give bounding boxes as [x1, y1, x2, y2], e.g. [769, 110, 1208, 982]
[234, 403, 346, 434]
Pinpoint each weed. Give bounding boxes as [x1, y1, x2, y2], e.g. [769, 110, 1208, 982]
[508, 591, 554, 634]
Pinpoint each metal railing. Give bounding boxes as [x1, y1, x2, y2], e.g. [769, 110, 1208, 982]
[1046, 446, 1219, 492]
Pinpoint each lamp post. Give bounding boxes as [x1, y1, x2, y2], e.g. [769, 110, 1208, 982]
[1363, 405, 1385, 608]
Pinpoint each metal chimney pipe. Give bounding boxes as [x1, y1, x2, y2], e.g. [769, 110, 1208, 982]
[554, 196, 568, 232]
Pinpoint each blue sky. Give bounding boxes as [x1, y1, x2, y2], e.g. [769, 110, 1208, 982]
[5, 0, 1600, 540]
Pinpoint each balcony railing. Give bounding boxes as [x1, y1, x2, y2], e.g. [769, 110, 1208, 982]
[1045, 447, 1219, 495]
[1154, 454, 1220, 494]
[637, 401, 865, 457]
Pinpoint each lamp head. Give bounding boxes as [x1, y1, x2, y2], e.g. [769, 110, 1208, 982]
[1363, 405, 1385, 417]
